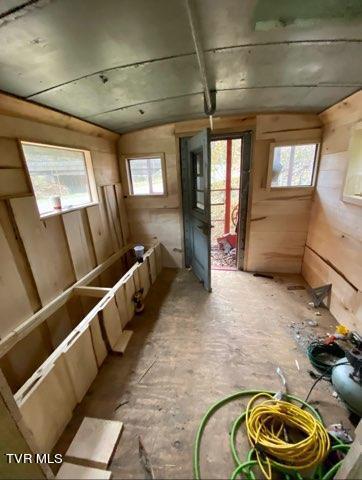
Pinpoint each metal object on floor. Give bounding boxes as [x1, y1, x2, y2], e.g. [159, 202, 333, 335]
[308, 284, 332, 307]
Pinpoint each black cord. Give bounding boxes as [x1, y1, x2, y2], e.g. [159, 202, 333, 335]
[304, 362, 350, 404]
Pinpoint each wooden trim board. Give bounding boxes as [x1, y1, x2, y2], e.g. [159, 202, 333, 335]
[65, 417, 123, 470]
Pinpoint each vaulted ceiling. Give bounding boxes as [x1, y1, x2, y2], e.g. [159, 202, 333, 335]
[0, 0, 361, 132]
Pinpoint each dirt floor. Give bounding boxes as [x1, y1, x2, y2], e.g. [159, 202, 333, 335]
[55, 268, 354, 479]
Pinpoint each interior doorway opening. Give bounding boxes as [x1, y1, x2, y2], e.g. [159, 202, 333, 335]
[210, 138, 242, 271]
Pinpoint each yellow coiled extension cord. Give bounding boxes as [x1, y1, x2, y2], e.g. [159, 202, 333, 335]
[246, 393, 330, 480]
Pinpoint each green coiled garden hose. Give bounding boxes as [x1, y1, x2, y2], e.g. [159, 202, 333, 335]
[193, 389, 349, 480]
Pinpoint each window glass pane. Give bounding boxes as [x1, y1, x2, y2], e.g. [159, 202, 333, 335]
[271, 144, 317, 187]
[22, 143, 92, 215]
[192, 151, 205, 211]
[129, 157, 164, 195]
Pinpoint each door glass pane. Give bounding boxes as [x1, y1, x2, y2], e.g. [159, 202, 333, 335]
[192, 150, 205, 211]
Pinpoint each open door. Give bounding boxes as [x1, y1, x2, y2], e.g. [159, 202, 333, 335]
[181, 129, 211, 291]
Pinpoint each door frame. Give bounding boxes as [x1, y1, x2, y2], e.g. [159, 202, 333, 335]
[180, 130, 252, 272]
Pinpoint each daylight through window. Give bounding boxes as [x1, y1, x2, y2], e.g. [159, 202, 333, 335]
[271, 143, 318, 188]
[127, 156, 165, 195]
[21, 142, 96, 216]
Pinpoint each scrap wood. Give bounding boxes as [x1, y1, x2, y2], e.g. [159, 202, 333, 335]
[138, 436, 155, 480]
[287, 285, 305, 291]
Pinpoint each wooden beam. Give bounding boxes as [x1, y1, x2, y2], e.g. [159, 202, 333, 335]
[73, 286, 110, 298]
[0, 245, 131, 358]
[0, 91, 119, 141]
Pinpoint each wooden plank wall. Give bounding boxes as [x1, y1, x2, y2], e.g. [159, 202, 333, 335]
[118, 114, 322, 273]
[0, 99, 131, 390]
[244, 114, 322, 273]
[119, 124, 183, 268]
[302, 91, 362, 330]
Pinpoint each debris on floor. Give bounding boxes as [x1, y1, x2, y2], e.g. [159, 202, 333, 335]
[211, 244, 236, 269]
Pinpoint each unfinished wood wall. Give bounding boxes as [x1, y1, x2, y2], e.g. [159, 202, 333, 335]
[119, 124, 183, 268]
[118, 114, 322, 273]
[0, 98, 130, 390]
[244, 114, 322, 273]
[302, 91, 362, 330]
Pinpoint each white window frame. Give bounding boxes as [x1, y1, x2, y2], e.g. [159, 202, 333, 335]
[342, 121, 362, 207]
[20, 140, 98, 219]
[125, 153, 167, 197]
[266, 140, 320, 191]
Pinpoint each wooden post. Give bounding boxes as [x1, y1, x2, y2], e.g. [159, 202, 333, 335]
[224, 139, 232, 234]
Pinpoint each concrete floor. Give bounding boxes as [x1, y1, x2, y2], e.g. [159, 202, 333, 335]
[55, 268, 353, 479]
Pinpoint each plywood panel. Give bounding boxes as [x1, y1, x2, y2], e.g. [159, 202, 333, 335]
[104, 185, 123, 249]
[124, 274, 136, 323]
[10, 196, 75, 305]
[114, 283, 128, 329]
[0, 169, 29, 198]
[92, 150, 120, 186]
[18, 356, 76, 452]
[0, 200, 40, 312]
[46, 304, 75, 349]
[0, 222, 33, 339]
[155, 242, 162, 273]
[63, 209, 96, 280]
[101, 297, 122, 350]
[0, 325, 52, 393]
[62, 327, 98, 403]
[0, 138, 22, 167]
[302, 247, 360, 330]
[65, 417, 123, 470]
[247, 231, 307, 273]
[86, 204, 113, 264]
[90, 314, 107, 367]
[138, 260, 150, 297]
[148, 249, 157, 284]
[302, 91, 362, 327]
[114, 183, 129, 244]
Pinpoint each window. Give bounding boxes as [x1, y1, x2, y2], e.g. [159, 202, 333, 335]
[343, 122, 362, 206]
[127, 154, 166, 196]
[269, 142, 318, 188]
[21, 142, 97, 217]
[192, 150, 205, 211]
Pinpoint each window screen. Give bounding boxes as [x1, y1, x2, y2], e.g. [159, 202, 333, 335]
[128, 157, 165, 195]
[21, 142, 95, 216]
[271, 143, 318, 188]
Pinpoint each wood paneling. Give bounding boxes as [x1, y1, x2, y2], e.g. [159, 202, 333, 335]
[0, 138, 23, 168]
[119, 124, 182, 268]
[10, 196, 76, 305]
[0, 105, 127, 391]
[0, 169, 29, 198]
[63, 209, 96, 280]
[245, 113, 320, 273]
[302, 247, 360, 330]
[0, 222, 34, 339]
[302, 91, 362, 329]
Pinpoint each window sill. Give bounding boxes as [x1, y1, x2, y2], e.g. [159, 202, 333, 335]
[39, 202, 99, 220]
[127, 194, 167, 198]
[343, 194, 362, 207]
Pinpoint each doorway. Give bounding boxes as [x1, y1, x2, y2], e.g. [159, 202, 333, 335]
[181, 131, 251, 289]
[210, 138, 241, 270]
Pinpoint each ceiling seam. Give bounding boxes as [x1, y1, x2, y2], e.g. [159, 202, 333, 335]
[84, 84, 361, 120]
[25, 39, 362, 99]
